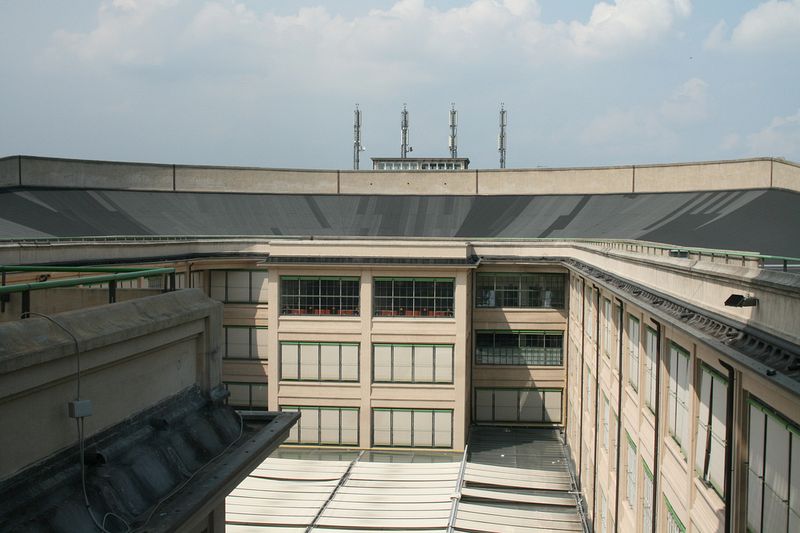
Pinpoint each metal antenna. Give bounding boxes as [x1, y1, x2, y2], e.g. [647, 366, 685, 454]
[498, 103, 507, 169]
[400, 104, 412, 158]
[449, 103, 458, 159]
[353, 104, 364, 170]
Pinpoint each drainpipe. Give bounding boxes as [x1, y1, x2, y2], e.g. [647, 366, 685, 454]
[650, 319, 662, 533]
[577, 278, 586, 491]
[718, 359, 735, 533]
[591, 286, 601, 529]
[613, 298, 624, 532]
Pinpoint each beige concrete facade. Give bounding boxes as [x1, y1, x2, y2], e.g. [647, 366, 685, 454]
[3, 155, 799, 195]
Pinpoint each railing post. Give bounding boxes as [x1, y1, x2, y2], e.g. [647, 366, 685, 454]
[21, 290, 30, 318]
[108, 279, 117, 303]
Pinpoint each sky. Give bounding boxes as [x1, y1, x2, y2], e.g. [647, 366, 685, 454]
[0, 0, 798, 169]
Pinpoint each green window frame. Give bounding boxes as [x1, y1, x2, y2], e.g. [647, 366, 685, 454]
[664, 496, 686, 533]
[223, 381, 268, 411]
[281, 406, 359, 446]
[642, 460, 654, 533]
[373, 277, 454, 317]
[628, 315, 640, 391]
[667, 342, 690, 456]
[475, 272, 566, 309]
[643, 326, 658, 413]
[280, 276, 360, 316]
[280, 342, 359, 382]
[372, 408, 453, 448]
[626, 431, 638, 509]
[210, 270, 268, 304]
[474, 387, 563, 424]
[372, 344, 454, 384]
[695, 363, 728, 498]
[223, 326, 268, 360]
[475, 330, 563, 366]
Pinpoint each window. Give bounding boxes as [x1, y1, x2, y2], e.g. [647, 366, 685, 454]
[602, 394, 610, 451]
[282, 406, 359, 446]
[603, 298, 612, 357]
[667, 342, 690, 455]
[224, 382, 268, 410]
[475, 272, 566, 309]
[210, 270, 268, 303]
[372, 408, 452, 448]
[373, 344, 453, 383]
[280, 342, 359, 382]
[644, 327, 658, 412]
[628, 315, 640, 391]
[626, 432, 637, 509]
[586, 287, 595, 340]
[695, 364, 728, 497]
[665, 497, 686, 533]
[374, 277, 454, 317]
[280, 276, 360, 316]
[599, 490, 608, 533]
[642, 461, 654, 533]
[474, 388, 563, 424]
[223, 326, 268, 360]
[585, 366, 593, 412]
[475, 330, 563, 366]
[746, 399, 800, 532]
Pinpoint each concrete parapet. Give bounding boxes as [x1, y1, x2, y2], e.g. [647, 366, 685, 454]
[772, 160, 800, 192]
[0, 157, 20, 188]
[0, 289, 223, 480]
[339, 170, 476, 195]
[19, 156, 173, 191]
[633, 159, 773, 193]
[477, 166, 633, 195]
[175, 165, 338, 193]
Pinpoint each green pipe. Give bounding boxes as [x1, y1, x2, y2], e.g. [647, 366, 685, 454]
[0, 267, 175, 295]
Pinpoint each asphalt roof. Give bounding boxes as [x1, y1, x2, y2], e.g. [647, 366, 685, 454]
[1, 188, 799, 257]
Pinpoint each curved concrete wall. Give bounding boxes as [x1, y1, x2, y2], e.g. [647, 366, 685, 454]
[2, 155, 798, 195]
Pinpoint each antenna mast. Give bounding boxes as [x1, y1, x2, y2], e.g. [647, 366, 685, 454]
[400, 104, 412, 158]
[498, 103, 507, 169]
[353, 104, 364, 170]
[448, 103, 458, 159]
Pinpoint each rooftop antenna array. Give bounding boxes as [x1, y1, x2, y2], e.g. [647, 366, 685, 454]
[448, 103, 458, 159]
[498, 103, 507, 169]
[400, 104, 412, 158]
[353, 104, 365, 170]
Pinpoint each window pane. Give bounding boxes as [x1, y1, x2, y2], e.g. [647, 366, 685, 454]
[320, 409, 340, 444]
[341, 345, 359, 381]
[434, 411, 452, 447]
[519, 389, 543, 422]
[252, 328, 269, 360]
[373, 410, 391, 446]
[373, 345, 392, 382]
[413, 411, 433, 447]
[434, 346, 453, 382]
[494, 390, 518, 421]
[251, 384, 268, 409]
[392, 411, 412, 447]
[300, 344, 319, 380]
[299, 408, 320, 444]
[226, 327, 250, 358]
[393, 346, 413, 382]
[341, 409, 359, 445]
[209, 271, 226, 301]
[320, 345, 340, 380]
[250, 271, 268, 303]
[281, 343, 299, 380]
[227, 271, 250, 302]
[414, 346, 434, 382]
[476, 390, 493, 421]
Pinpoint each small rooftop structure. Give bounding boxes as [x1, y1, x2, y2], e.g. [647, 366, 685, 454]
[371, 157, 470, 171]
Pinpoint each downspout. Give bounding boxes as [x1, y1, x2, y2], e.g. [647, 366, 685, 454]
[650, 319, 662, 533]
[718, 359, 736, 533]
[591, 286, 600, 529]
[613, 298, 624, 533]
[578, 278, 586, 491]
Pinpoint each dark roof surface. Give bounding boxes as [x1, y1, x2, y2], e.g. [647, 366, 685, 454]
[1, 188, 799, 257]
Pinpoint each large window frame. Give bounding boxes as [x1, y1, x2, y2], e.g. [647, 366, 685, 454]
[695, 363, 728, 498]
[224, 381, 268, 411]
[373, 277, 454, 317]
[667, 342, 690, 456]
[223, 325, 268, 360]
[643, 326, 658, 412]
[665, 496, 686, 533]
[210, 270, 268, 304]
[746, 398, 800, 532]
[280, 342, 359, 382]
[626, 431, 637, 509]
[280, 276, 360, 316]
[475, 272, 566, 309]
[642, 461, 654, 533]
[474, 330, 563, 366]
[281, 406, 359, 446]
[603, 298, 612, 357]
[373, 344, 453, 384]
[628, 315, 640, 391]
[372, 408, 453, 448]
[474, 388, 563, 424]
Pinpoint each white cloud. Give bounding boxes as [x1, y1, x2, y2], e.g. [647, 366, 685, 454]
[42, 0, 693, 90]
[579, 77, 708, 153]
[705, 0, 800, 50]
[746, 109, 800, 157]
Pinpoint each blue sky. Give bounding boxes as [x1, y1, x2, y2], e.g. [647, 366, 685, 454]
[1, 0, 798, 169]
